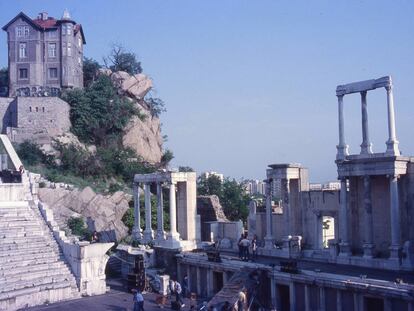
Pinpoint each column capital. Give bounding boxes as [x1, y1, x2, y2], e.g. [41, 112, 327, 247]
[337, 94, 344, 99]
[385, 84, 393, 92]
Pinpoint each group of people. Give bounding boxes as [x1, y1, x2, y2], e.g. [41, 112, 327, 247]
[238, 233, 257, 261]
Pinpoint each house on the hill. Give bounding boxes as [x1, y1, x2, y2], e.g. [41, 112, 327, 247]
[2, 10, 85, 97]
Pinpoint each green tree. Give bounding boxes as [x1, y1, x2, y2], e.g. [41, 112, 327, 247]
[179, 166, 194, 172]
[161, 149, 174, 166]
[83, 57, 101, 87]
[145, 97, 166, 117]
[197, 174, 223, 197]
[16, 141, 52, 166]
[106, 44, 142, 75]
[61, 75, 140, 146]
[221, 178, 250, 222]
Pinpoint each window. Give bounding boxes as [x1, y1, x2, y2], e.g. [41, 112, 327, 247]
[78, 57, 81, 65]
[48, 43, 56, 58]
[78, 36, 82, 48]
[19, 43, 27, 58]
[42, 107, 45, 113]
[36, 107, 38, 112]
[67, 43, 72, 56]
[66, 24, 72, 35]
[48, 30, 57, 38]
[16, 26, 29, 38]
[19, 68, 28, 79]
[29, 107, 32, 112]
[49, 68, 58, 79]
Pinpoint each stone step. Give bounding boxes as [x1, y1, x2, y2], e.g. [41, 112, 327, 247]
[0, 273, 75, 294]
[0, 229, 44, 238]
[0, 248, 60, 264]
[0, 240, 59, 254]
[0, 220, 40, 228]
[0, 261, 67, 278]
[0, 255, 63, 272]
[0, 234, 52, 245]
[0, 244, 58, 258]
[0, 264, 72, 284]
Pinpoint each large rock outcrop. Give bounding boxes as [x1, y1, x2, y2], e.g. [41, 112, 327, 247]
[197, 195, 229, 222]
[38, 186, 131, 242]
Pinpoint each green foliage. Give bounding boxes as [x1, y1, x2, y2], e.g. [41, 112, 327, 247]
[16, 141, 52, 166]
[197, 174, 223, 197]
[179, 166, 194, 172]
[145, 97, 166, 117]
[0, 67, 7, 88]
[198, 175, 249, 223]
[83, 57, 101, 87]
[61, 75, 139, 147]
[106, 44, 142, 75]
[161, 149, 174, 166]
[67, 217, 88, 237]
[108, 182, 123, 194]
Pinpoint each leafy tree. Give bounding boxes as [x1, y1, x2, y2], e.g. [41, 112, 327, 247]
[145, 97, 166, 117]
[221, 178, 250, 222]
[83, 57, 101, 87]
[197, 174, 223, 198]
[105, 44, 142, 75]
[0, 68, 8, 88]
[16, 141, 52, 166]
[67, 217, 88, 236]
[61, 75, 139, 146]
[179, 166, 194, 172]
[161, 149, 174, 166]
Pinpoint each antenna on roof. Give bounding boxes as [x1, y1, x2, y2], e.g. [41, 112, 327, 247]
[62, 9, 71, 20]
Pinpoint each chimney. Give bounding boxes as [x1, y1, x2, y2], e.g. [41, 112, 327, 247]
[38, 12, 48, 20]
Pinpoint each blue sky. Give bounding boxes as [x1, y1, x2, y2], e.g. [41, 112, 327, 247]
[1, 1, 414, 182]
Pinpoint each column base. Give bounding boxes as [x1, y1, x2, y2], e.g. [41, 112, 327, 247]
[386, 140, 400, 156]
[132, 227, 142, 240]
[163, 232, 182, 249]
[389, 245, 401, 260]
[336, 144, 349, 160]
[363, 243, 375, 259]
[338, 242, 351, 257]
[143, 229, 154, 243]
[264, 236, 274, 249]
[360, 142, 373, 155]
[156, 230, 165, 241]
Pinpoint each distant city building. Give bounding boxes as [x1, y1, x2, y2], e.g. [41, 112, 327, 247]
[244, 179, 266, 196]
[200, 171, 224, 182]
[2, 10, 85, 97]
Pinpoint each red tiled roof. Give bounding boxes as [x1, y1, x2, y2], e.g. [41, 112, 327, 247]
[32, 17, 58, 29]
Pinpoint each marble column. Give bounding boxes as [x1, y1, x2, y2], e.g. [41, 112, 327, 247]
[270, 278, 277, 310]
[282, 178, 291, 236]
[363, 175, 375, 258]
[206, 269, 213, 297]
[360, 91, 373, 154]
[389, 174, 401, 259]
[337, 94, 349, 160]
[167, 182, 180, 242]
[132, 182, 142, 240]
[385, 85, 400, 155]
[196, 267, 201, 295]
[264, 179, 274, 249]
[339, 178, 350, 256]
[304, 285, 311, 311]
[319, 287, 326, 311]
[143, 183, 153, 241]
[156, 182, 164, 241]
[289, 283, 296, 311]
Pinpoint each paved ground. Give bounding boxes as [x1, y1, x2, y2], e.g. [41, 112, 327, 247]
[23, 279, 201, 311]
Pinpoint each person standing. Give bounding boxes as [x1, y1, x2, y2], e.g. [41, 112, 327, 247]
[238, 233, 244, 259]
[240, 235, 250, 261]
[133, 289, 144, 311]
[251, 235, 258, 260]
[174, 280, 185, 307]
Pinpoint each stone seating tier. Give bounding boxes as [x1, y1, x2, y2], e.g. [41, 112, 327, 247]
[0, 202, 79, 311]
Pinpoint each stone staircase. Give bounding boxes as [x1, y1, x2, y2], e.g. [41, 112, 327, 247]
[0, 201, 79, 311]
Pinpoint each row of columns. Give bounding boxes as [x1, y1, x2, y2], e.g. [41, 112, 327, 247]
[338, 175, 401, 259]
[132, 181, 180, 243]
[264, 178, 291, 249]
[336, 85, 400, 160]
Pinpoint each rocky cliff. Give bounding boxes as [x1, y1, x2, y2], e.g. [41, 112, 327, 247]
[38, 186, 131, 242]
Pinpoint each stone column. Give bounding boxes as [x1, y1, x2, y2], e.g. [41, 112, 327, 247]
[143, 183, 153, 241]
[264, 179, 274, 249]
[337, 94, 349, 160]
[166, 182, 180, 245]
[363, 175, 375, 258]
[196, 267, 201, 295]
[206, 269, 213, 297]
[319, 287, 326, 311]
[156, 182, 164, 241]
[385, 85, 400, 155]
[360, 91, 373, 154]
[282, 178, 291, 236]
[186, 265, 191, 293]
[304, 285, 311, 311]
[289, 283, 296, 311]
[270, 278, 277, 310]
[132, 182, 142, 240]
[389, 174, 401, 259]
[339, 178, 351, 256]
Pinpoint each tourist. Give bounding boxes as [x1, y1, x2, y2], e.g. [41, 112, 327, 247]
[237, 290, 246, 311]
[240, 235, 250, 261]
[182, 275, 189, 298]
[133, 289, 144, 311]
[91, 231, 99, 243]
[238, 233, 244, 259]
[251, 235, 258, 260]
[174, 279, 185, 307]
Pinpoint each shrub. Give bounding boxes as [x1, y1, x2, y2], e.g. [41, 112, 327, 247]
[16, 141, 52, 166]
[67, 217, 87, 236]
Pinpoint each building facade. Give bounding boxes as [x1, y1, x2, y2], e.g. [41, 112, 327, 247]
[2, 10, 85, 97]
